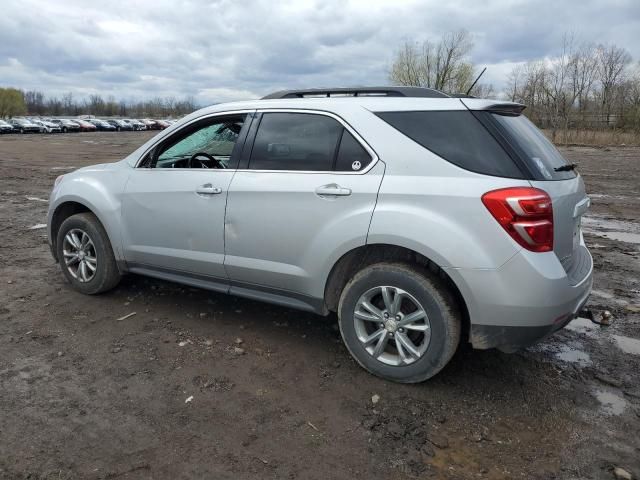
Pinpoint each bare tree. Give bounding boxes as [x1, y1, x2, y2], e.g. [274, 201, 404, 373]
[389, 30, 480, 94]
[596, 44, 632, 123]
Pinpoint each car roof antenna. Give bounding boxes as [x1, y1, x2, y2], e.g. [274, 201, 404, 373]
[466, 67, 487, 96]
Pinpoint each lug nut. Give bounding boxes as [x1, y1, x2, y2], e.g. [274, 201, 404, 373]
[384, 312, 389, 318]
[395, 315, 401, 321]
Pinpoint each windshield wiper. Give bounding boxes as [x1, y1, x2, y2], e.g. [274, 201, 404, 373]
[554, 163, 578, 172]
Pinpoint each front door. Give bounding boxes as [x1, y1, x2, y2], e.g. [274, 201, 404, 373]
[120, 112, 251, 282]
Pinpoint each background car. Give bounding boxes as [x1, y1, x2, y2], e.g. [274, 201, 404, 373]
[51, 119, 81, 133]
[73, 119, 97, 132]
[106, 119, 133, 131]
[0, 119, 15, 133]
[124, 119, 146, 131]
[141, 119, 161, 130]
[88, 119, 116, 131]
[9, 118, 41, 133]
[154, 119, 171, 129]
[32, 119, 62, 133]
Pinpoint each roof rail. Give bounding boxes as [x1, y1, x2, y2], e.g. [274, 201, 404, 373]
[261, 86, 449, 100]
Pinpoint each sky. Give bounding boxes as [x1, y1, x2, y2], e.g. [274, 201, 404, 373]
[1, 0, 639, 104]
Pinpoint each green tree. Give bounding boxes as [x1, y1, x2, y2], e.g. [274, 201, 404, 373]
[0, 88, 27, 118]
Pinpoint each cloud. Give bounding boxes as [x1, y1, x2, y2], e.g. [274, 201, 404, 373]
[0, 0, 638, 104]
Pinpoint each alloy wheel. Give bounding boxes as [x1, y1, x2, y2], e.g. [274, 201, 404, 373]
[62, 228, 97, 283]
[354, 286, 431, 366]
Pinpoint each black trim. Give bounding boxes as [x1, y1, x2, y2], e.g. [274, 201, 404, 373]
[238, 112, 262, 170]
[261, 86, 449, 99]
[470, 110, 537, 179]
[331, 127, 346, 171]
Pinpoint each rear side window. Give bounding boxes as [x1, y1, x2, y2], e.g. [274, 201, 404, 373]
[250, 113, 342, 171]
[487, 113, 576, 180]
[376, 111, 524, 178]
[335, 130, 372, 172]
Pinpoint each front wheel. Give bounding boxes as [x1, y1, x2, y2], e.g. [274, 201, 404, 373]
[338, 263, 461, 383]
[56, 213, 121, 294]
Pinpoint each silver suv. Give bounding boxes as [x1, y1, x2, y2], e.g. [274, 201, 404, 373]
[47, 87, 593, 382]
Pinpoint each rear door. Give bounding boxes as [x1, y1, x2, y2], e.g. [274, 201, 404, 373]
[224, 110, 384, 299]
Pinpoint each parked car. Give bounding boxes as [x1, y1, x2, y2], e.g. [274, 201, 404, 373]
[0, 119, 15, 133]
[73, 119, 97, 132]
[106, 119, 133, 131]
[32, 119, 62, 133]
[47, 86, 593, 383]
[154, 119, 171, 129]
[51, 119, 81, 133]
[87, 119, 116, 131]
[141, 119, 161, 130]
[124, 119, 146, 131]
[9, 118, 41, 133]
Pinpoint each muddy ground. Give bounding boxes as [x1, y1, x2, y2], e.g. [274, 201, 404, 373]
[0, 132, 638, 480]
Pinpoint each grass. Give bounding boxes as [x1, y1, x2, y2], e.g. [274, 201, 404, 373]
[543, 129, 640, 146]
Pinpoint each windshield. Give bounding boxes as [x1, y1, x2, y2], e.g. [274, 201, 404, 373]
[490, 113, 576, 180]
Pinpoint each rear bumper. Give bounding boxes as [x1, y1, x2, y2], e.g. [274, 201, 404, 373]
[445, 237, 593, 351]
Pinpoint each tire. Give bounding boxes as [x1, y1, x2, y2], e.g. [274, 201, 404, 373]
[62, 127, 67, 133]
[56, 212, 121, 295]
[338, 262, 461, 383]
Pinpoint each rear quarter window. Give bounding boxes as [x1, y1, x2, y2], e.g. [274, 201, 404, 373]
[376, 110, 524, 178]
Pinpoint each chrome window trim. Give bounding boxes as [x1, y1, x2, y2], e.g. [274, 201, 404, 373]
[242, 108, 379, 175]
[133, 109, 256, 169]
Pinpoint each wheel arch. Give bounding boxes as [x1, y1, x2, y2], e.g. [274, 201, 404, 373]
[323, 243, 470, 339]
[49, 200, 121, 267]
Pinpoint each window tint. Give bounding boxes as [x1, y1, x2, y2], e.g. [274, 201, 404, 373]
[488, 113, 576, 180]
[249, 113, 342, 171]
[376, 111, 524, 178]
[155, 115, 245, 169]
[335, 130, 372, 172]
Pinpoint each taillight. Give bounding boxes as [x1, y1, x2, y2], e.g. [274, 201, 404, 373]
[481, 187, 553, 252]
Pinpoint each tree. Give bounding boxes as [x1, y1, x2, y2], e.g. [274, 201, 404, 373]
[0, 88, 27, 118]
[389, 30, 483, 94]
[596, 44, 632, 123]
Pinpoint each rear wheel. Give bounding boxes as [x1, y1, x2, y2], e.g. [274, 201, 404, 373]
[338, 263, 461, 383]
[56, 213, 121, 294]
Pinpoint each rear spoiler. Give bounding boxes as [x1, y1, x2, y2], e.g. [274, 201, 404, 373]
[485, 103, 526, 116]
[460, 99, 526, 116]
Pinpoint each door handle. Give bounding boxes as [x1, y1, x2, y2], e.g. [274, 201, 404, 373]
[315, 184, 352, 197]
[195, 183, 223, 195]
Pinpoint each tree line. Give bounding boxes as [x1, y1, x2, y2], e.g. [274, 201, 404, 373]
[0, 89, 198, 119]
[389, 30, 640, 142]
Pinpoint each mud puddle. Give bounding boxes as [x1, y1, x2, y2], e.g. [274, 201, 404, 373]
[582, 215, 640, 245]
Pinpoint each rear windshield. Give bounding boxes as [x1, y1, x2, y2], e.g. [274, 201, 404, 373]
[488, 113, 576, 180]
[375, 110, 524, 178]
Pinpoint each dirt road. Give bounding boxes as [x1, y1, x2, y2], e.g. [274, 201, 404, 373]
[1, 132, 638, 479]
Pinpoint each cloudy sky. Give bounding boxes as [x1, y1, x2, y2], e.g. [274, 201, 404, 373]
[1, 0, 639, 104]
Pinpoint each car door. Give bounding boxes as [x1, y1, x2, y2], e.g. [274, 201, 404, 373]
[224, 110, 385, 304]
[120, 111, 253, 287]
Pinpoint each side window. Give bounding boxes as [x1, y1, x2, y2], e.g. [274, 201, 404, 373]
[376, 111, 524, 178]
[335, 130, 372, 172]
[249, 113, 342, 171]
[153, 115, 246, 169]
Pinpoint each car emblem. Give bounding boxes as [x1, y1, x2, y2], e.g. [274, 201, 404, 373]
[352, 161, 362, 171]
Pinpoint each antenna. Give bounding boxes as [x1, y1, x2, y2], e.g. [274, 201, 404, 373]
[466, 67, 487, 96]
